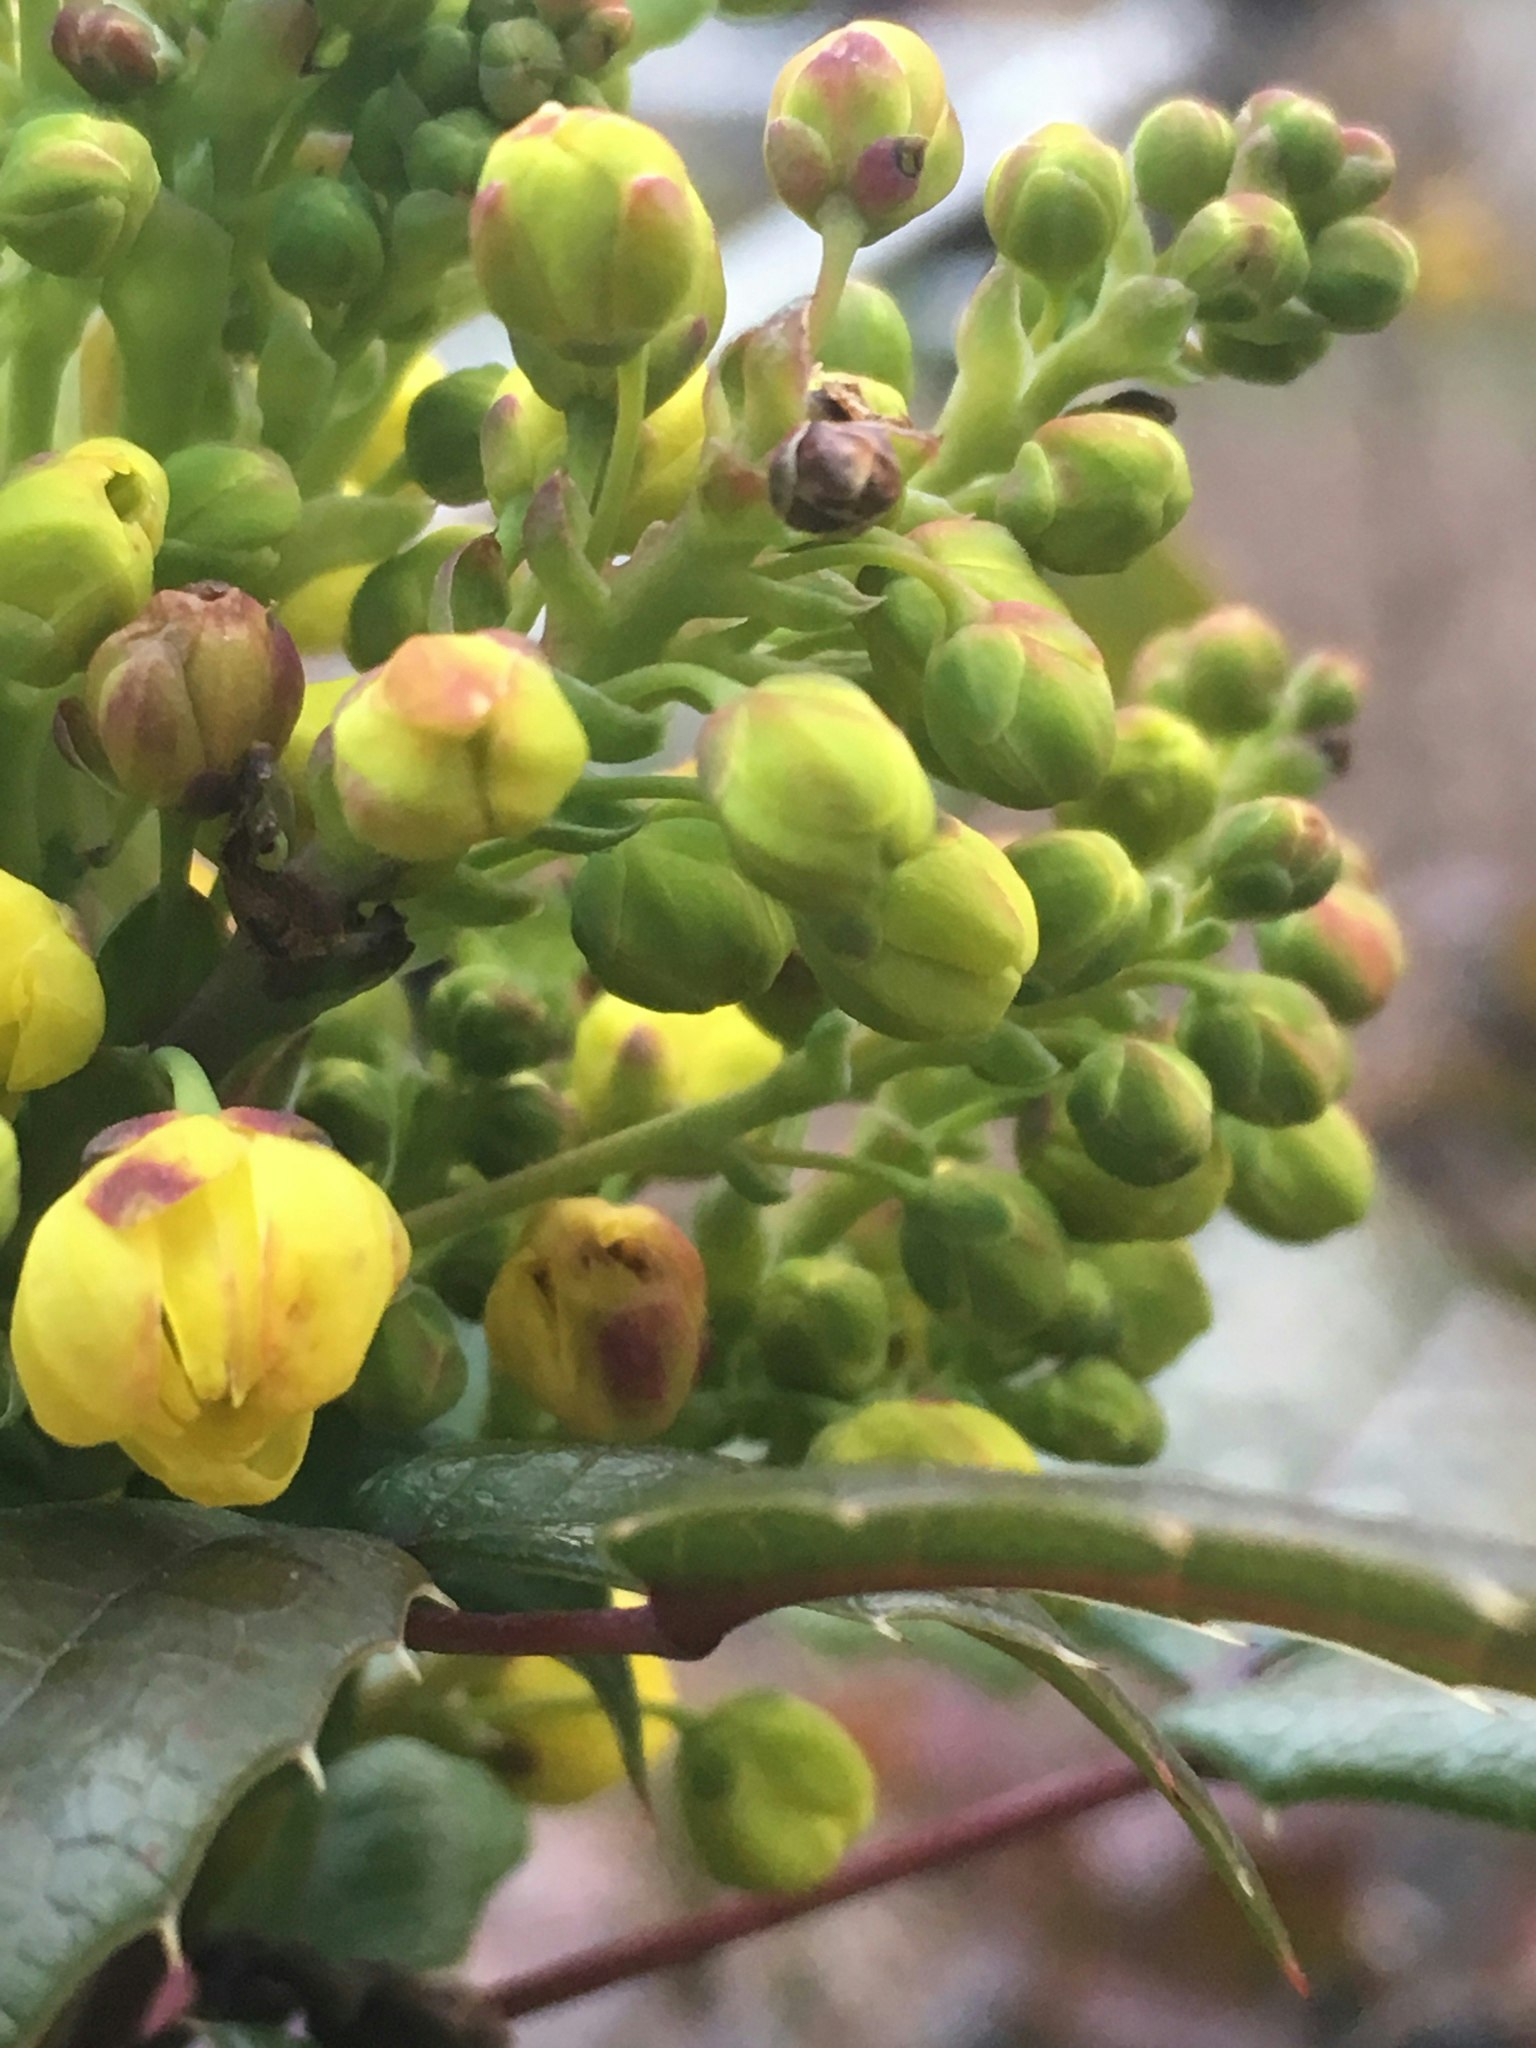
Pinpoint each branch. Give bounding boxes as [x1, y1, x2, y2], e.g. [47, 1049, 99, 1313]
[490, 1755, 1158, 2020]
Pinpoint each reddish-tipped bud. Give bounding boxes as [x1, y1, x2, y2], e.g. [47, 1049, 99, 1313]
[1256, 882, 1405, 1023]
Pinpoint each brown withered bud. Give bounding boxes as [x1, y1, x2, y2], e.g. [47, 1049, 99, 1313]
[51, 2, 179, 99]
[769, 418, 904, 535]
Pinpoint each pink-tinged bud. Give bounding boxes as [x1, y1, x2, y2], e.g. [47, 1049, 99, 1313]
[78, 582, 303, 812]
[484, 1196, 707, 1441]
[1256, 882, 1405, 1024]
[51, 2, 180, 100]
[329, 631, 589, 863]
[765, 21, 962, 244]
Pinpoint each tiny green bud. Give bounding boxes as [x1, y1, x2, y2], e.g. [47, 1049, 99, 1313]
[677, 1691, 876, 1893]
[571, 816, 794, 1013]
[1200, 796, 1341, 920]
[698, 674, 936, 919]
[1162, 192, 1308, 324]
[407, 109, 499, 195]
[1021, 1109, 1232, 1240]
[1303, 215, 1418, 333]
[900, 1164, 1069, 1342]
[818, 279, 915, 401]
[1283, 649, 1366, 733]
[753, 1255, 891, 1398]
[346, 1281, 468, 1432]
[1006, 828, 1150, 999]
[345, 523, 485, 672]
[478, 18, 566, 125]
[1255, 882, 1405, 1024]
[984, 122, 1131, 288]
[463, 1074, 569, 1180]
[1197, 296, 1332, 385]
[1023, 411, 1192, 575]
[1083, 1239, 1211, 1380]
[1136, 603, 1289, 736]
[998, 1356, 1166, 1464]
[425, 963, 561, 1077]
[809, 1397, 1038, 1471]
[403, 364, 507, 503]
[267, 178, 385, 308]
[1295, 124, 1395, 233]
[1034, 1256, 1119, 1359]
[1222, 1103, 1375, 1242]
[1176, 971, 1350, 1127]
[403, 22, 479, 111]
[294, 1056, 397, 1178]
[1067, 1038, 1215, 1188]
[1057, 705, 1220, 865]
[1131, 98, 1236, 222]
[159, 444, 302, 585]
[923, 602, 1115, 811]
[1234, 88, 1344, 198]
[0, 112, 159, 276]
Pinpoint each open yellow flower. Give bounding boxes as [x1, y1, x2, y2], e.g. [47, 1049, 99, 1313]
[0, 868, 106, 1093]
[11, 1108, 408, 1505]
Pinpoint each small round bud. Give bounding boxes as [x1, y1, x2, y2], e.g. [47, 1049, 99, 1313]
[267, 178, 385, 308]
[159, 444, 302, 583]
[1222, 1103, 1375, 1243]
[1176, 972, 1350, 1127]
[1303, 215, 1418, 334]
[1058, 705, 1220, 864]
[1084, 1239, 1211, 1380]
[1021, 1112, 1232, 1241]
[1234, 89, 1344, 198]
[698, 674, 935, 919]
[0, 112, 159, 276]
[769, 419, 905, 536]
[818, 279, 915, 400]
[329, 631, 588, 863]
[1295, 125, 1395, 233]
[1005, 829, 1150, 1000]
[403, 364, 509, 503]
[984, 122, 1131, 288]
[478, 19, 565, 124]
[472, 105, 719, 365]
[753, 1256, 890, 1398]
[1131, 98, 1236, 222]
[1255, 882, 1405, 1024]
[1067, 1038, 1215, 1188]
[403, 22, 479, 111]
[765, 21, 962, 245]
[294, 1057, 397, 1179]
[1162, 193, 1308, 324]
[82, 582, 303, 812]
[484, 1196, 707, 1441]
[678, 1691, 876, 1893]
[346, 1281, 469, 1432]
[900, 1164, 1069, 1343]
[923, 602, 1115, 811]
[1283, 649, 1366, 734]
[809, 1397, 1038, 1471]
[1023, 412, 1192, 575]
[571, 816, 794, 1014]
[569, 995, 781, 1134]
[407, 109, 499, 195]
[797, 816, 1039, 1042]
[1137, 603, 1289, 736]
[51, 3, 180, 100]
[345, 523, 486, 672]
[1198, 299, 1332, 385]
[1200, 796, 1341, 920]
[424, 964, 561, 1077]
[997, 1356, 1165, 1465]
[0, 870, 106, 1093]
[462, 1075, 568, 1181]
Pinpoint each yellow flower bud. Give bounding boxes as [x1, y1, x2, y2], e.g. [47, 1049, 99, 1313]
[0, 870, 106, 1093]
[570, 993, 782, 1133]
[809, 1396, 1038, 1472]
[330, 630, 589, 863]
[617, 364, 709, 548]
[277, 562, 371, 656]
[429, 1650, 678, 1805]
[347, 353, 446, 493]
[10, 1109, 409, 1506]
[484, 1195, 708, 1442]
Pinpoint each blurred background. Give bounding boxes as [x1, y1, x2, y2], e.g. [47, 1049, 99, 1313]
[461, 3, 1536, 2041]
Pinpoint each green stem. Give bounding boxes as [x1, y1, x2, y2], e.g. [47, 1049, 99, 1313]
[577, 771, 702, 804]
[762, 534, 984, 632]
[4, 274, 91, 467]
[754, 1143, 926, 1203]
[0, 682, 57, 885]
[586, 347, 650, 565]
[153, 1046, 223, 1116]
[602, 662, 738, 713]
[805, 200, 865, 357]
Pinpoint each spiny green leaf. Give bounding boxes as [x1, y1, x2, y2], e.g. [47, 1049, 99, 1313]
[0, 1502, 424, 2048]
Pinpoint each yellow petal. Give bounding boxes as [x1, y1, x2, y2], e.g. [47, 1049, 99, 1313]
[124, 1408, 313, 1507]
[10, 1196, 163, 1445]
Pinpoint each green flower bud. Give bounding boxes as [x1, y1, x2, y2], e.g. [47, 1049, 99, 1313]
[1197, 298, 1332, 385]
[677, 1691, 876, 1893]
[1005, 829, 1150, 1000]
[1162, 193, 1308, 324]
[818, 279, 915, 400]
[345, 522, 485, 672]
[403, 364, 506, 503]
[1023, 412, 1192, 575]
[1131, 98, 1236, 222]
[463, 1074, 569, 1180]
[1255, 882, 1404, 1024]
[1136, 603, 1289, 736]
[407, 109, 499, 195]
[294, 1056, 398, 1178]
[403, 22, 479, 111]
[424, 963, 561, 1077]
[1033, 1255, 1118, 1359]
[923, 602, 1115, 811]
[1020, 1110, 1232, 1240]
[997, 1356, 1166, 1465]
[1067, 1038, 1215, 1188]
[984, 122, 1131, 288]
[158, 444, 302, 586]
[51, 3, 181, 101]
[571, 816, 794, 1014]
[478, 19, 566, 124]
[472, 105, 718, 365]
[1234, 88, 1344, 199]
[753, 1255, 890, 1397]
[765, 21, 963, 245]
[1200, 796, 1341, 920]
[0, 112, 159, 276]
[80, 581, 303, 811]
[900, 1163, 1069, 1343]
[1303, 215, 1418, 334]
[1176, 971, 1350, 1127]
[1222, 1103, 1375, 1243]
[1283, 649, 1366, 733]
[797, 817, 1039, 1042]
[809, 1396, 1038, 1471]
[769, 417, 905, 535]
[509, 243, 723, 413]
[1058, 705, 1220, 864]
[346, 1281, 469, 1433]
[698, 674, 935, 920]
[0, 1117, 18, 1248]
[1083, 1239, 1211, 1380]
[267, 178, 385, 308]
[1295, 124, 1395, 233]
[906, 517, 1065, 608]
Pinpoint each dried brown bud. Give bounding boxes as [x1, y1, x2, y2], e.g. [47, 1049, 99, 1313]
[51, 3, 179, 100]
[769, 418, 903, 534]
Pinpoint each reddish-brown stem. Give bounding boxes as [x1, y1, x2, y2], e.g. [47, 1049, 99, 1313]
[489, 1755, 1158, 2020]
[404, 1598, 681, 1659]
